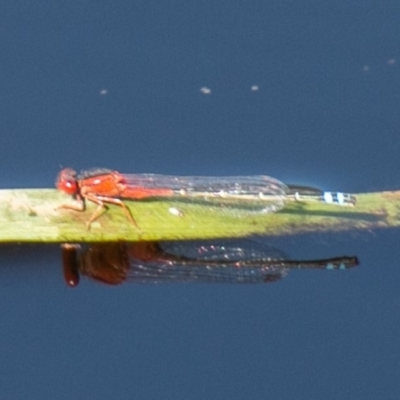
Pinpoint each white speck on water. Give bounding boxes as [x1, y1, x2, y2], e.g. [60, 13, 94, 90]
[200, 87, 211, 95]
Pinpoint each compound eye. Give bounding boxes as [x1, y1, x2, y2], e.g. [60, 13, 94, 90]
[56, 168, 79, 195]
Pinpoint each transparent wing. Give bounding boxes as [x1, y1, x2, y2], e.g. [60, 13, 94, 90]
[121, 174, 288, 215]
[127, 240, 289, 284]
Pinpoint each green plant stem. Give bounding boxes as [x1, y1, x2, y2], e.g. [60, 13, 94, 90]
[0, 189, 398, 242]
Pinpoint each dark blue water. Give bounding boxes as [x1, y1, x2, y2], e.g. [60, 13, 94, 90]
[0, 2, 399, 399]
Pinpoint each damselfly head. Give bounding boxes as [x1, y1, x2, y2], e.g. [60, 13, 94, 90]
[56, 168, 79, 195]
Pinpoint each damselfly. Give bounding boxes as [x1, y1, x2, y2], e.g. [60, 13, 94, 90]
[56, 168, 356, 229]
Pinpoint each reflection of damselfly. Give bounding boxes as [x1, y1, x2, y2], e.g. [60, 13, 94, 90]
[61, 240, 359, 287]
[56, 168, 356, 229]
